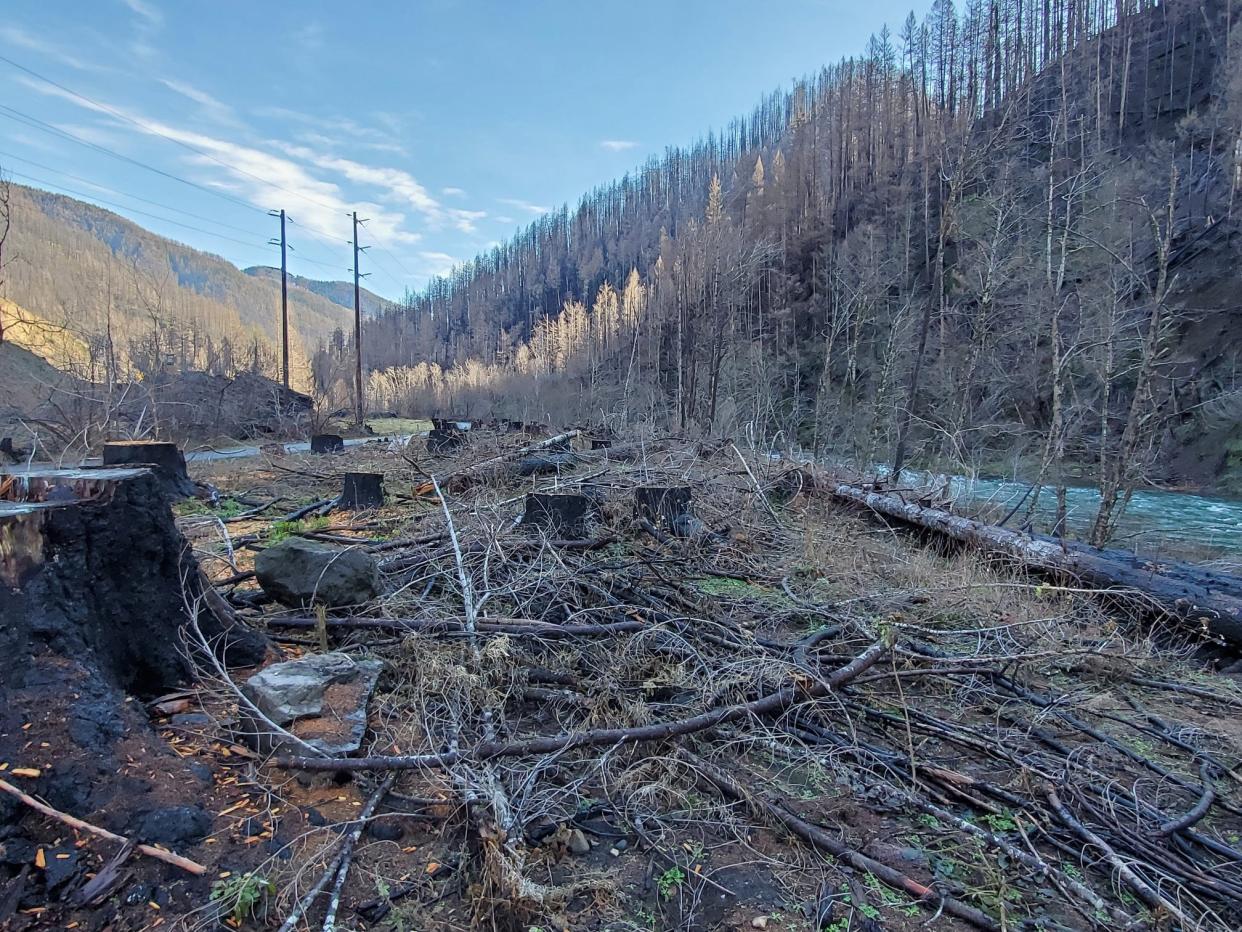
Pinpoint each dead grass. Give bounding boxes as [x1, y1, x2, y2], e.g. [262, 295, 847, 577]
[179, 431, 1242, 932]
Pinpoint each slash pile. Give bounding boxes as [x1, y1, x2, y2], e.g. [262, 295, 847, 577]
[191, 430, 1242, 931]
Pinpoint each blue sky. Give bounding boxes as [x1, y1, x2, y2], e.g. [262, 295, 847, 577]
[0, 0, 928, 300]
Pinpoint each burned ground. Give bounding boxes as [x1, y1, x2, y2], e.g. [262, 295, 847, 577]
[3, 431, 1242, 931]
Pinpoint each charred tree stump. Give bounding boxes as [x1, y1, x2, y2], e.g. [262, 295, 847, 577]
[634, 486, 707, 538]
[101, 440, 195, 499]
[340, 472, 385, 510]
[520, 492, 599, 539]
[0, 466, 266, 822]
[428, 429, 464, 453]
[310, 433, 345, 454]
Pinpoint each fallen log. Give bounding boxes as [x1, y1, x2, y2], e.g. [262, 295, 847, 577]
[828, 482, 1242, 647]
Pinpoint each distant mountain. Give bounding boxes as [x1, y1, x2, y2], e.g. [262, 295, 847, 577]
[243, 266, 396, 319]
[0, 184, 353, 380]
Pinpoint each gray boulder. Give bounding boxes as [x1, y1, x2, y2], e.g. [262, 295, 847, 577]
[241, 652, 384, 756]
[254, 537, 380, 607]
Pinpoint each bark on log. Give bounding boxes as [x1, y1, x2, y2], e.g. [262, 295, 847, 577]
[829, 482, 1242, 646]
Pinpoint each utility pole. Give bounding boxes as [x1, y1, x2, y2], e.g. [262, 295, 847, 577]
[351, 211, 370, 425]
[268, 209, 290, 389]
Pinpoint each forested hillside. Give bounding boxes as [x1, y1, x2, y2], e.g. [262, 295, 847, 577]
[243, 265, 395, 319]
[349, 0, 1242, 513]
[0, 184, 351, 385]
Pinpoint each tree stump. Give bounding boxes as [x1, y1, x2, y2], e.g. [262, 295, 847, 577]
[427, 429, 464, 453]
[310, 433, 345, 454]
[340, 472, 385, 510]
[635, 486, 707, 538]
[520, 492, 599, 539]
[0, 466, 267, 818]
[101, 441, 196, 499]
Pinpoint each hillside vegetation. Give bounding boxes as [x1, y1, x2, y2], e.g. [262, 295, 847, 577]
[0, 184, 353, 385]
[348, 0, 1242, 518]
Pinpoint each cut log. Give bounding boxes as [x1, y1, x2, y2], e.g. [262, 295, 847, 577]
[101, 441, 195, 499]
[310, 433, 345, 454]
[340, 472, 385, 510]
[828, 482, 1242, 646]
[520, 492, 600, 539]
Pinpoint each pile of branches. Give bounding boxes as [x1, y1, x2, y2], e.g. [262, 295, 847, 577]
[213, 438, 1242, 931]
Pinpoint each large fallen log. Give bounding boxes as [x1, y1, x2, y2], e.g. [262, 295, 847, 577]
[827, 482, 1242, 646]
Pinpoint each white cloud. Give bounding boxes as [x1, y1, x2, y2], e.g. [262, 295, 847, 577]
[24, 80, 415, 247]
[293, 23, 325, 54]
[0, 26, 101, 71]
[120, 0, 162, 24]
[600, 139, 639, 152]
[499, 197, 550, 216]
[159, 78, 236, 124]
[419, 251, 459, 277]
[442, 186, 466, 197]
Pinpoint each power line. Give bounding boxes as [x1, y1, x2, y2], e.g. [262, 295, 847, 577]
[0, 54, 348, 217]
[0, 149, 259, 237]
[0, 103, 263, 213]
[4, 168, 276, 251]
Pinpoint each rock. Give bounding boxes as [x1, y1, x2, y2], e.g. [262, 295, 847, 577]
[241, 652, 384, 756]
[169, 712, 212, 727]
[41, 846, 80, 894]
[132, 805, 212, 848]
[254, 537, 380, 608]
[0, 837, 36, 866]
[368, 820, 403, 842]
[751, 917, 769, 930]
[566, 828, 591, 855]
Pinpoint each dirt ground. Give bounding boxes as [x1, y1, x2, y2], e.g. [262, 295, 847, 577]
[4, 429, 1242, 931]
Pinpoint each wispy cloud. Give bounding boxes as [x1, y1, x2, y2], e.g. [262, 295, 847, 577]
[24, 79, 414, 247]
[499, 197, 550, 216]
[419, 251, 459, 277]
[159, 78, 237, 125]
[442, 186, 466, 197]
[293, 22, 325, 54]
[0, 26, 103, 72]
[119, 0, 162, 24]
[600, 139, 639, 152]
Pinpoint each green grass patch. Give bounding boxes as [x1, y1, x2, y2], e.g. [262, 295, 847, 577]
[693, 575, 793, 607]
[267, 515, 330, 543]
